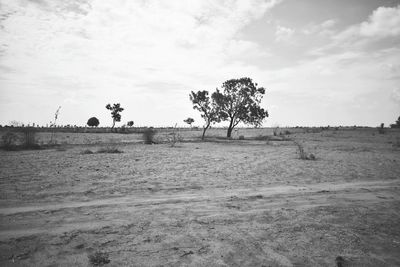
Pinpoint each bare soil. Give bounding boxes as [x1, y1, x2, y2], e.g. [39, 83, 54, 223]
[0, 129, 399, 266]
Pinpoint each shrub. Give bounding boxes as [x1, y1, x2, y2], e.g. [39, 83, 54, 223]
[238, 135, 245, 140]
[143, 127, 156, 144]
[2, 132, 18, 150]
[88, 251, 110, 266]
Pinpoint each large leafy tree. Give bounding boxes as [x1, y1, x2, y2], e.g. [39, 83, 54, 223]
[189, 90, 219, 140]
[106, 103, 124, 128]
[212, 77, 268, 138]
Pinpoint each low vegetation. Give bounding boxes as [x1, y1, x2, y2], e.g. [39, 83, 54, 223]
[96, 146, 123, 154]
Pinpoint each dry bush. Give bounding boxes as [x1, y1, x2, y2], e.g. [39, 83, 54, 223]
[166, 132, 183, 147]
[294, 141, 316, 160]
[165, 126, 183, 147]
[88, 251, 110, 266]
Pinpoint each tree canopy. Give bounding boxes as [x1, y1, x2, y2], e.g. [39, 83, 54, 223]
[87, 117, 100, 127]
[212, 77, 268, 137]
[189, 90, 220, 140]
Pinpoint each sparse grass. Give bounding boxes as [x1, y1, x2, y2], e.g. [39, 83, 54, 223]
[88, 251, 110, 266]
[55, 146, 67, 152]
[96, 146, 123, 154]
[393, 137, 400, 148]
[294, 141, 316, 160]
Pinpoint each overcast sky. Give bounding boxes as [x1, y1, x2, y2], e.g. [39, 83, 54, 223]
[1, 0, 400, 127]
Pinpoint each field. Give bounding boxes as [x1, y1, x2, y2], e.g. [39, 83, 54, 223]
[0, 128, 400, 266]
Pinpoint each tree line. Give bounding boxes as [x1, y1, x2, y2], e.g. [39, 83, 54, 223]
[86, 77, 269, 139]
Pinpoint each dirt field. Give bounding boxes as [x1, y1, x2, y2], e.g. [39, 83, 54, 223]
[1, 128, 400, 266]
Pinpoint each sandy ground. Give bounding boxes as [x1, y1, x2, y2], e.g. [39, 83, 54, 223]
[0, 129, 400, 266]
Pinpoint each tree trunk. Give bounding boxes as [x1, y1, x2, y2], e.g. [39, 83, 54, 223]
[227, 118, 234, 138]
[112, 119, 115, 129]
[202, 123, 210, 140]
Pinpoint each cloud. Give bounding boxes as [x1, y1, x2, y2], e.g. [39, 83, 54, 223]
[307, 5, 400, 57]
[391, 88, 400, 103]
[334, 5, 400, 43]
[359, 5, 400, 38]
[275, 25, 294, 42]
[303, 19, 337, 35]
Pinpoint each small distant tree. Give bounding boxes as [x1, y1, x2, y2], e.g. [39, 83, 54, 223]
[127, 121, 134, 127]
[183, 117, 194, 127]
[87, 117, 100, 127]
[105, 103, 124, 128]
[190, 90, 220, 140]
[212, 77, 269, 138]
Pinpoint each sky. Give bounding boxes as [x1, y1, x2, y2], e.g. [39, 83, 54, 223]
[0, 0, 400, 127]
